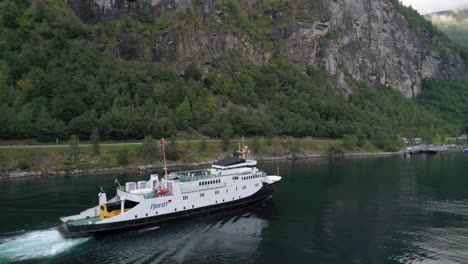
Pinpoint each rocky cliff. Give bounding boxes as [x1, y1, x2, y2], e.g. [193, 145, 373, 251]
[66, 0, 467, 96]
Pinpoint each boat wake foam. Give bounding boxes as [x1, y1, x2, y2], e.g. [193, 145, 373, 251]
[0, 228, 90, 262]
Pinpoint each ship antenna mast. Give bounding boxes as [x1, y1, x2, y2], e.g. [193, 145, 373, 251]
[161, 138, 168, 181]
[237, 136, 247, 159]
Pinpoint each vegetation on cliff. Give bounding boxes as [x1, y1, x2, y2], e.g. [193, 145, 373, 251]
[0, 0, 467, 156]
[425, 9, 468, 49]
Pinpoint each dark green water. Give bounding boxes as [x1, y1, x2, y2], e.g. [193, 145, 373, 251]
[1, 154, 468, 264]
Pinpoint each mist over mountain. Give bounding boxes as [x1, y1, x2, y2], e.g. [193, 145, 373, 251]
[426, 9, 468, 48]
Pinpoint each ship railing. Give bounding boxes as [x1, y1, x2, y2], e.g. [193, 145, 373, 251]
[116, 186, 147, 201]
[60, 205, 100, 223]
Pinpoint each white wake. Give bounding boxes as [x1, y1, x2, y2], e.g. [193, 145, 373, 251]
[0, 228, 90, 262]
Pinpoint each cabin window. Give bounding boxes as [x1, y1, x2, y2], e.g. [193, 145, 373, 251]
[215, 191, 219, 195]
[146, 213, 148, 217]
[184, 207, 186, 210]
[175, 208, 177, 212]
[135, 215, 137, 219]
[255, 183, 259, 187]
[242, 186, 247, 190]
[183, 195, 188, 200]
[200, 193, 205, 197]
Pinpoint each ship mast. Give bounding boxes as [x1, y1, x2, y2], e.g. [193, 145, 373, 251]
[238, 137, 247, 159]
[161, 138, 168, 181]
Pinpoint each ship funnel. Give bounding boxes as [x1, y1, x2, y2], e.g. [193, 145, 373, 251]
[98, 189, 107, 205]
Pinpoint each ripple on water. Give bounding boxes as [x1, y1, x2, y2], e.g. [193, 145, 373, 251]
[60, 212, 268, 264]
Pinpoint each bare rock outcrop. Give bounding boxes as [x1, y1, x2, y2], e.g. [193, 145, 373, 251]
[66, 0, 467, 96]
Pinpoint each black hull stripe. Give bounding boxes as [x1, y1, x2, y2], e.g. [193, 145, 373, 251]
[59, 183, 277, 238]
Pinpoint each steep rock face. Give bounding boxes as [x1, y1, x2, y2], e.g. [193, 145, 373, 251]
[66, 0, 466, 96]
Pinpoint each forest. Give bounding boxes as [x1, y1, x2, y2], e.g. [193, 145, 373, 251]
[1, 0, 467, 152]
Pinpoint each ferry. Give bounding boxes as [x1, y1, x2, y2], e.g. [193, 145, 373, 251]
[58, 139, 281, 238]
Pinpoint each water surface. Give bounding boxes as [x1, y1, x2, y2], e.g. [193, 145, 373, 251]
[0, 154, 467, 263]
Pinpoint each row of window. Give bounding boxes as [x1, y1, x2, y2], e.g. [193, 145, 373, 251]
[199, 179, 221, 186]
[242, 174, 262, 180]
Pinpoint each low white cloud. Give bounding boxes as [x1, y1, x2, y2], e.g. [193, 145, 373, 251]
[401, 0, 468, 14]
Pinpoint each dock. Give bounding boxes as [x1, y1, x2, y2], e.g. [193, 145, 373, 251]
[404, 145, 452, 156]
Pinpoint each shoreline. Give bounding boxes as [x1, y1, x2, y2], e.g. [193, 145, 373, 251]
[2, 149, 463, 181]
[0, 151, 405, 181]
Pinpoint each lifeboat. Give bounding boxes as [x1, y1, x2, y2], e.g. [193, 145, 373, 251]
[156, 188, 170, 195]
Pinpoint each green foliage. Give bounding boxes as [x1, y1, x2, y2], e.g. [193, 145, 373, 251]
[17, 159, 29, 171]
[426, 10, 468, 49]
[90, 128, 100, 155]
[343, 135, 358, 151]
[0, 1, 466, 149]
[356, 129, 367, 148]
[140, 135, 158, 161]
[68, 135, 80, 162]
[175, 98, 192, 131]
[389, 0, 467, 62]
[0, 152, 3, 171]
[115, 150, 129, 166]
[327, 144, 344, 156]
[289, 140, 300, 153]
[250, 138, 261, 154]
[222, 136, 230, 151]
[199, 139, 208, 153]
[165, 137, 180, 160]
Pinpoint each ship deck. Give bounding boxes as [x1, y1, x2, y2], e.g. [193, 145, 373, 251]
[170, 169, 254, 182]
[69, 216, 100, 226]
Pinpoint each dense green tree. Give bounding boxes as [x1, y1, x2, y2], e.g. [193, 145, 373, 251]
[165, 137, 180, 160]
[140, 135, 158, 162]
[0, 1, 466, 146]
[175, 98, 192, 131]
[343, 135, 358, 151]
[90, 128, 100, 155]
[68, 135, 80, 163]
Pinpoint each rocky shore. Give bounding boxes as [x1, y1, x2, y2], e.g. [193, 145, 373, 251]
[0, 151, 405, 181]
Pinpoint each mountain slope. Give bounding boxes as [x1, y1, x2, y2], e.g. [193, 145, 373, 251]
[67, 0, 467, 97]
[0, 0, 467, 146]
[425, 9, 468, 48]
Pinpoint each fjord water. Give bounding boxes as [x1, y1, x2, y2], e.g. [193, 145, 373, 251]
[0, 154, 467, 264]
